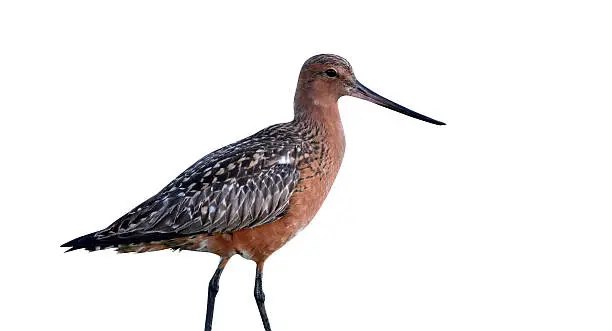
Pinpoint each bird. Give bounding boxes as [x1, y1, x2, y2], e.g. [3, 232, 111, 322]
[62, 54, 445, 331]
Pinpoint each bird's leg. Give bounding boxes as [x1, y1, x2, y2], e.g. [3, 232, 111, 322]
[204, 257, 230, 331]
[254, 262, 272, 331]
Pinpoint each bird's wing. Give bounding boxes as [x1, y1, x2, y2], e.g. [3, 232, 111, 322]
[94, 139, 300, 243]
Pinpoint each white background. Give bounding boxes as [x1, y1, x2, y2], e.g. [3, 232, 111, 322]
[1, 1, 611, 330]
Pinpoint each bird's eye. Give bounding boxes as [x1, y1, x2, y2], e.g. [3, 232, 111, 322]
[325, 69, 338, 77]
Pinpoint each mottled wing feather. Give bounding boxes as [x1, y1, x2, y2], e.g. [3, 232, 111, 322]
[95, 127, 301, 242]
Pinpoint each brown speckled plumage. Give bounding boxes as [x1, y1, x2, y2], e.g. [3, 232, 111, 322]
[62, 54, 444, 331]
[64, 116, 344, 258]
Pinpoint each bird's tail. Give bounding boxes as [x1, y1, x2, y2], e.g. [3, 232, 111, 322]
[61, 232, 104, 252]
[61, 231, 188, 252]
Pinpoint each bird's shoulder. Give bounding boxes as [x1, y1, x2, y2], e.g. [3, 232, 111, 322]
[162, 122, 304, 194]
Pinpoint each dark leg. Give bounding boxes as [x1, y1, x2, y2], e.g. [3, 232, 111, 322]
[205, 257, 229, 331]
[254, 262, 272, 331]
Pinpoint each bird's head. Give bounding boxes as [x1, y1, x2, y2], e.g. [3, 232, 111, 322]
[296, 54, 445, 125]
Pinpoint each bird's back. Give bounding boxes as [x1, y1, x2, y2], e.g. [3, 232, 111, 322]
[62, 122, 306, 251]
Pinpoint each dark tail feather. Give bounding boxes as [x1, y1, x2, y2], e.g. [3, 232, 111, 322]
[61, 232, 102, 252]
[62, 231, 192, 252]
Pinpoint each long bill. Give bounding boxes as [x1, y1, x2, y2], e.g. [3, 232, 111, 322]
[352, 80, 445, 125]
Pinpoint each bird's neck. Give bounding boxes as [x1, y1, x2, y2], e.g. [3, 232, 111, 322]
[293, 88, 342, 129]
[293, 90, 346, 157]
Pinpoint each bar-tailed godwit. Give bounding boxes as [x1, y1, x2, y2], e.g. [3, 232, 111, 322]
[62, 54, 445, 331]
